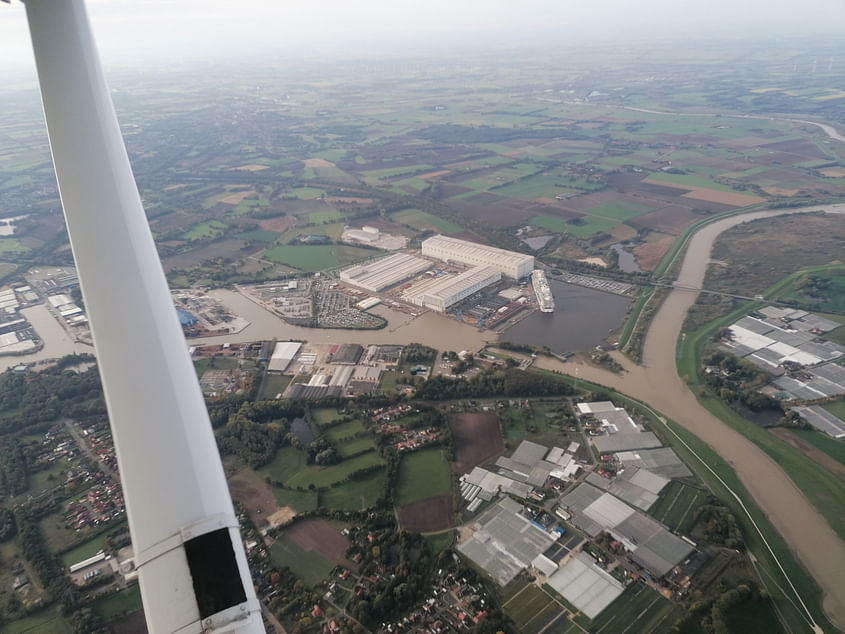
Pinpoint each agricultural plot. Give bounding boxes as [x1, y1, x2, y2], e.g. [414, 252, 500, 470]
[286, 186, 326, 199]
[361, 164, 434, 180]
[272, 487, 318, 513]
[529, 214, 619, 238]
[311, 407, 343, 426]
[285, 451, 384, 489]
[60, 534, 107, 567]
[504, 584, 566, 634]
[183, 219, 226, 240]
[309, 210, 344, 224]
[448, 412, 504, 475]
[0, 609, 72, 634]
[259, 446, 308, 483]
[325, 420, 366, 440]
[491, 172, 571, 199]
[235, 229, 279, 242]
[396, 448, 452, 506]
[336, 436, 375, 458]
[649, 481, 708, 533]
[390, 208, 463, 233]
[92, 584, 143, 622]
[319, 469, 384, 511]
[583, 200, 656, 220]
[261, 244, 373, 272]
[589, 583, 681, 634]
[270, 534, 335, 587]
[451, 163, 543, 193]
[0, 238, 29, 254]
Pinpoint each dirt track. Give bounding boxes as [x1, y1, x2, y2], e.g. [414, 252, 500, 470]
[534, 203, 845, 630]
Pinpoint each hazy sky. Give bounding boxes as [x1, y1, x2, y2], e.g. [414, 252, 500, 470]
[2, 0, 844, 76]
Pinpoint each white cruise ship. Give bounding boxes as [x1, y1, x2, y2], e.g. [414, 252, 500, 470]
[532, 270, 555, 313]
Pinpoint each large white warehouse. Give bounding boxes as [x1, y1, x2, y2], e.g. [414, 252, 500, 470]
[340, 253, 429, 292]
[268, 341, 302, 373]
[403, 266, 501, 312]
[421, 235, 533, 279]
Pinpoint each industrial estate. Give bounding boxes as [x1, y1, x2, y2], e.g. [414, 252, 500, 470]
[0, 25, 843, 634]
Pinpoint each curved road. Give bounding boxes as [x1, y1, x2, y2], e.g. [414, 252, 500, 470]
[533, 203, 845, 631]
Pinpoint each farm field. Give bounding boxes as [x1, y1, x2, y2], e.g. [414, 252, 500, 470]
[270, 533, 335, 587]
[311, 407, 343, 426]
[821, 399, 845, 424]
[504, 583, 567, 634]
[448, 412, 504, 474]
[318, 469, 384, 511]
[396, 448, 452, 506]
[285, 451, 384, 489]
[261, 244, 374, 272]
[92, 585, 143, 622]
[589, 583, 682, 634]
[649, 481, 709, 533]
[778, 427, 845, 465]
[60, 533, 108, 567]
[0, 608, 71, 634]
[389, 208, 463, 234]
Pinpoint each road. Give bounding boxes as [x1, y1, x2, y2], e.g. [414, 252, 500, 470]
[530, 203, 845, 631]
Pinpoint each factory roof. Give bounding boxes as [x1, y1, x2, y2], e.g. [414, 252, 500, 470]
[340, 252, 429, 291]
[421, 266, 501, 301]
[422, 235, 533, 269]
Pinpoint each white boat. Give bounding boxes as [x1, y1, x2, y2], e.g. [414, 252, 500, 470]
[532, 270, 555, 313]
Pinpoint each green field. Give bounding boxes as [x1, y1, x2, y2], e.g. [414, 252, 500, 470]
[309, 210, 344, 224]
[786, 427, 845, 465]
[28, 456, 70, 491]
[286, 451, 384, 489]
[773, 268, 845, 312]
[183, 219, 226, 240]
[646, 171, 739, 192]
[504, 584, 566, 634]
[92, 584, 143, 622]
[270, 535, 334, 586]
[649, 481, 708, 533]
[423, 531, 454, 557]
[325, 420, 366, 441]
[60, 533, 107, 567]
[390, 208, 463, 233]
[584, 200, 655, 220]
[0, 608, 71, 634]
[310, 407, 342, 426]
[361, 164, 433, 179]
[235, 229, 280, 242]
[821, 398, 845, 422]
[529, 214, 619, 238]
[271, 486, 318, 512]
[488, 173, 567, 199]
[0, 238, 29, 254]
[590, 583, 682, 634]
[258, 372, 291, 400]
[287, 186, 325, 199]
[396, 448, 452, 506]
[261, 244, 373, 272]
[319, 469, 385, 511]
[260, 445, 308, 483]
[336, 436, 375, 458]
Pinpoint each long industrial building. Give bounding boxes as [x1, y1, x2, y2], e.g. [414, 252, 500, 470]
[339, 253, 429, 292]
[421, 235, 533, 279]
[268, 341, 302, 373]
[403, 266, 501, 312]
